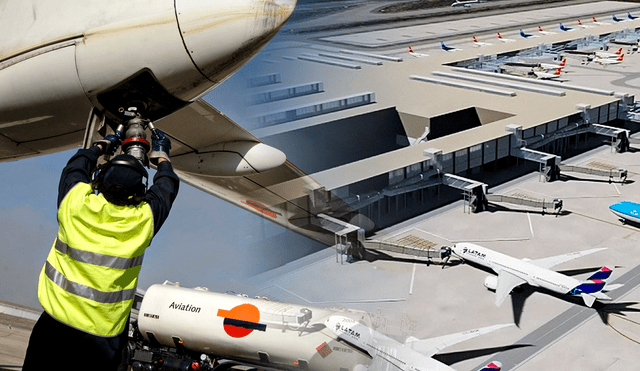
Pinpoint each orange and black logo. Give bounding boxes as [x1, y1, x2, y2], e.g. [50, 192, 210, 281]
[217, 304, 267, 338]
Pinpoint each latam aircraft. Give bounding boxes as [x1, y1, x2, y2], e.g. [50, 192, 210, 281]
[131, 283, 509, 371]
[442, 243, 622, 307]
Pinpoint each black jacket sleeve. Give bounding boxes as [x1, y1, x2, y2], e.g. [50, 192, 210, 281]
[57, 146, 102, 208]
[144, 161, 180, 236]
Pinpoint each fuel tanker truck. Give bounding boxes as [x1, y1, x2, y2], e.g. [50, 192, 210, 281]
[127, 282, 506, 371]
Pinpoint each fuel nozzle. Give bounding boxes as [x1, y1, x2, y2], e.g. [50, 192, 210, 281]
[119, 107, 151, 167]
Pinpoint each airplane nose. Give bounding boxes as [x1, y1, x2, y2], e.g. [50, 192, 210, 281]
[175, 0, 297, 87]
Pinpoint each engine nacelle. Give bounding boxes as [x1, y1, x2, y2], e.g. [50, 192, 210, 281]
[484, 276, 498, 291]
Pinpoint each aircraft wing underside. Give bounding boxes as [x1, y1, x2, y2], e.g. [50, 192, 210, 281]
[158, 99, 361, 247]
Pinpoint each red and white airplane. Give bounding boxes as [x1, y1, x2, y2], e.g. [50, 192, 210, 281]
[533, 68, 563, 80]
[592, 16, 610, 25]
[537, 26, 556, 35]
[408, 46, 429, 58]
[472, 36, 492, 47]
[595, 53, 624, 65]
[496, 32, 515, 43]
[577, 19, 593, 28]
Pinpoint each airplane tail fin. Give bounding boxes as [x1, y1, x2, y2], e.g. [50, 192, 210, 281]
[477, 361, 502, 371]
[559, 59, 567, 66]
[578, 19, 583, 25]
[520, 29, 525, 37]
[616, 48, 623, 54]
[559, 23, 566, 30]
[593, 17, 598, 23]
[554, 68, 562, 75]
[473, 36, 478, 42]
[497, 32, 503, 38]
[587, 267, 612, 280]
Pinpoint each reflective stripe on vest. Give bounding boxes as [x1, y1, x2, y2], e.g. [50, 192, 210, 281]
[38, 182, 154, 337]
[44, 261, 137, 304]
[54, 238, 144, 271]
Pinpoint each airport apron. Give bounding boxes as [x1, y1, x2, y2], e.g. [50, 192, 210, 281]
[38, 182, 154, 337]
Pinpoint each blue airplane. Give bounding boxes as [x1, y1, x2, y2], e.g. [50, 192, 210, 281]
[559, 23, 574, 32]
[519, 29, 538, 38]
[613, 14, 626, 23]
[610, 201, 640, 224]
[629, 12, 639, 20]
[441, 41, 461, 52]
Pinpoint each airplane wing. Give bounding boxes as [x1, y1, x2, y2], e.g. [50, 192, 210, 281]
[155, 98, 363, 247]
[528, 247, 608, 270]
[404, 324, 511, 357]
[495, 270, 527, 307]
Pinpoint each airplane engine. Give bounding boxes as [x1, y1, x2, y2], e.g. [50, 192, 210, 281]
[130, 283, 371, 371]
[0, 0, 296, 159]
[484, 276, 498, 291]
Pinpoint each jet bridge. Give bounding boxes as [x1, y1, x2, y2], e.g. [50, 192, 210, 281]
[506, 123, 630, 182]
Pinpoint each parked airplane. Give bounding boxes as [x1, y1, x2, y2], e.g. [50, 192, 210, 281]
[595, 48, 623, 58]
[472, 36, 492, 47]
[451, 0, 483, 7]
[441, 243, 622, 307]
[592, 16, 610, 25]
[576, 20, 592, 28]
[408, 46, 430, 58]
[538, 26, 556, 35]
[533, 68, 563, 80]
[539, 58, 567, 69]
[629, 12, 639, 20]
[519, 29, 539, 39]
[559, 23, 575, 32]
[595, 54, 624, 65]
[441, 42, 462, 52]
[130, 282, 510, 371]
[496, 33, 515, 43]
[610, 201, 640, 224]
[613, 14, 627, 23]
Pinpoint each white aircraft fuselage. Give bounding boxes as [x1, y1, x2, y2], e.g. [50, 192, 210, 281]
[453, 243, 577, 294]
[451, 243, 614, 307]
[0, 0, 296, 160]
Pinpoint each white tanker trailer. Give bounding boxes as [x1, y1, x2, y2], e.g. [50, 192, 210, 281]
[128, 282, 506, 371]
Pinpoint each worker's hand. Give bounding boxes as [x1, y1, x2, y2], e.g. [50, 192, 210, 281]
[149, 130, 171, 166]
[93, 133, 122, 156]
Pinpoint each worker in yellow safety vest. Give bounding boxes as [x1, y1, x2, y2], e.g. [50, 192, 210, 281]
[23, 130, 179, 371]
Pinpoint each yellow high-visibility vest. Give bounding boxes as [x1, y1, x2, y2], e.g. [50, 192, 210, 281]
[38, 183, 154, 337]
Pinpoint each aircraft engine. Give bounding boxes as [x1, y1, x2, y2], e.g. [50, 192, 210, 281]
[484, 276, 498, 291]
[0, 0, 296, 158]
